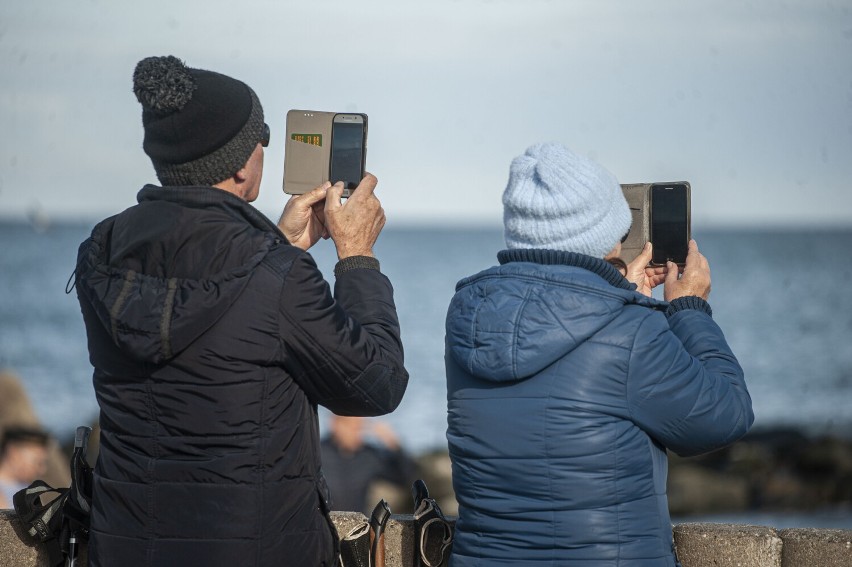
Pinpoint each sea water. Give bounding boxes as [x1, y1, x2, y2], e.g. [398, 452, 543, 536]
[1, 221, 851, 453]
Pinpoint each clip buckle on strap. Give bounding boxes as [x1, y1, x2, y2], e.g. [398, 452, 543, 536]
[411, 480, 453, 567]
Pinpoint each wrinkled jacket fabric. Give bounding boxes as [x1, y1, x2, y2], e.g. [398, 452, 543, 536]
[445, 250, 753, 566]
[75, 185, 408, 567]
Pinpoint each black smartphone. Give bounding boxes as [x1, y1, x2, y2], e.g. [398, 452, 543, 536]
[329, 113, 367, 194]
[650, 182, 691, 266]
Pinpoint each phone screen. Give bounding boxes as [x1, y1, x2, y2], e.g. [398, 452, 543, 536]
[330, 115, 366, 190]
[650, 183, 689, 265]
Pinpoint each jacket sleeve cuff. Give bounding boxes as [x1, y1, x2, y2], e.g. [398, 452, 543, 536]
[334, 255, 381, 278]
[666, 296, 713, 318]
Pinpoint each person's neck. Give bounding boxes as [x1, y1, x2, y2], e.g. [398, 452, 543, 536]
[497, 248, 634, 290]
[213, 178, 249, 201]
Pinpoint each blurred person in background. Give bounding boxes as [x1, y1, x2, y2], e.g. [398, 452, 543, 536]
[73, 55, 408, 567]
[0, 426, 49, 509]
[321, 414, 417, 514]
[444, 143, 753, 566]
[0, 371, 71, 489]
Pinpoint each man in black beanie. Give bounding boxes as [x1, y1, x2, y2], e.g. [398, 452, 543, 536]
[74, 55, 409, 567]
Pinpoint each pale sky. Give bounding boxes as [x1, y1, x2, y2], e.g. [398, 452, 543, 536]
[1, 0, 851, 227]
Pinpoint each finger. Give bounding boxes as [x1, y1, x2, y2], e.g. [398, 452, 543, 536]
[377, 206, 386, 230]
[648, 273, 667, 287]
[325, 182, 345, 212]
[665, 261, 679, 288]
[311, 202, 327, 227]
[691, 240, 710, 271]
[349, 172, 378, 199]
[684, 239, 700, 270]
[645, 267, 666, 283]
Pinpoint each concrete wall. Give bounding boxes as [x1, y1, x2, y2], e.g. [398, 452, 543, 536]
[2, 509, 850, 566]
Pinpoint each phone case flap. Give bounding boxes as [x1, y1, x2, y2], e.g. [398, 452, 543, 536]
[620, 183, 650, 264]
[283, 110, 335, 195]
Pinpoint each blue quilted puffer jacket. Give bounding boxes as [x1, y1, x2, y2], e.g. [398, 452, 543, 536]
[445, 249, 753, 566]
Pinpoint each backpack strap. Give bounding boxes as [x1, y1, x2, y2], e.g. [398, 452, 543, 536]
[12, 481, 67, 542]
[338, 521, 371, 567]
[64, 426, 93, 535]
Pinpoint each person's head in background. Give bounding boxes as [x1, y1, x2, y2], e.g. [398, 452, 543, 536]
[0, 426, 50, 486]
[327, 415, 402, 454]
[328, 415, 368, 453]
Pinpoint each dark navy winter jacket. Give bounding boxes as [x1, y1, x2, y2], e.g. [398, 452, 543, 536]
[75, 185, 408, 567]
[445, 249, 753, 566]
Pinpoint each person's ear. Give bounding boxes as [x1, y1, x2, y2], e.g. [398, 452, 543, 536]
[604, 242, 622, 260]
[234, 166, 248, 183]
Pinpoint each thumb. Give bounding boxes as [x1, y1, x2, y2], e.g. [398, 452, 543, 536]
[636, 242, 653, 265]
[299, 182, 330, 208]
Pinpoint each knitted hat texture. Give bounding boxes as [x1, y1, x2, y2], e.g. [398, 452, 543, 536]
[133, 55, 265, 186]
[502, 143, 631, 258]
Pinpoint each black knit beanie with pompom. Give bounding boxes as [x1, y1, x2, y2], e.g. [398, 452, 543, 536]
[133, 55, 265, 186]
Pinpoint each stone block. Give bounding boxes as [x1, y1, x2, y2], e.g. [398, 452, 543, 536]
[674, 522, 783, 567]
[779, 528, 852, 567]
[5, 509, 852, 567]
[384, 514, 417, 567]
[0, 509, 47, 567]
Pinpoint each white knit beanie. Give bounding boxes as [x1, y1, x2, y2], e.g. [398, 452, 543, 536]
[502, 143, 631, 258]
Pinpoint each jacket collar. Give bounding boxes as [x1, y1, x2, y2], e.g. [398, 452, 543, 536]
[497, 248, 635, 291]
[137, 184, 284, 237]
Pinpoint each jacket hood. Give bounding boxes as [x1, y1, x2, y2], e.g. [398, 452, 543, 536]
[74, 185, 281, 364]
[446, 250, 664, 383]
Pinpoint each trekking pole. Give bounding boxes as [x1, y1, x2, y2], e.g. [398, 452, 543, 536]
[66, 426, 92, 567]
[67, 532, 79, 567]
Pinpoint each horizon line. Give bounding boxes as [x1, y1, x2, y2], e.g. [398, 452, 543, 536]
[1, 214, 851, 233]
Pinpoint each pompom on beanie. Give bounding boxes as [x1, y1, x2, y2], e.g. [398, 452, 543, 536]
[502, 143, 631, 259]
[133, 55, 265, 186]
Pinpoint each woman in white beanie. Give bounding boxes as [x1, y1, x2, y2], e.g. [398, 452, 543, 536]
[444, 143, 753, 566]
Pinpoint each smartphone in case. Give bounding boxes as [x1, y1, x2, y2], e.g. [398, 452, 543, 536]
[649, 182, 691, 266]
[329, 113, 368, 195]
[283, 110, 368, 197]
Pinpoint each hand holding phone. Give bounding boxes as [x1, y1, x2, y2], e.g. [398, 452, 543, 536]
[624, 242, 666, 297]
[278, 182, 331, 251]
[324, 173, 385, 260]
[663, 239, 711, 302]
